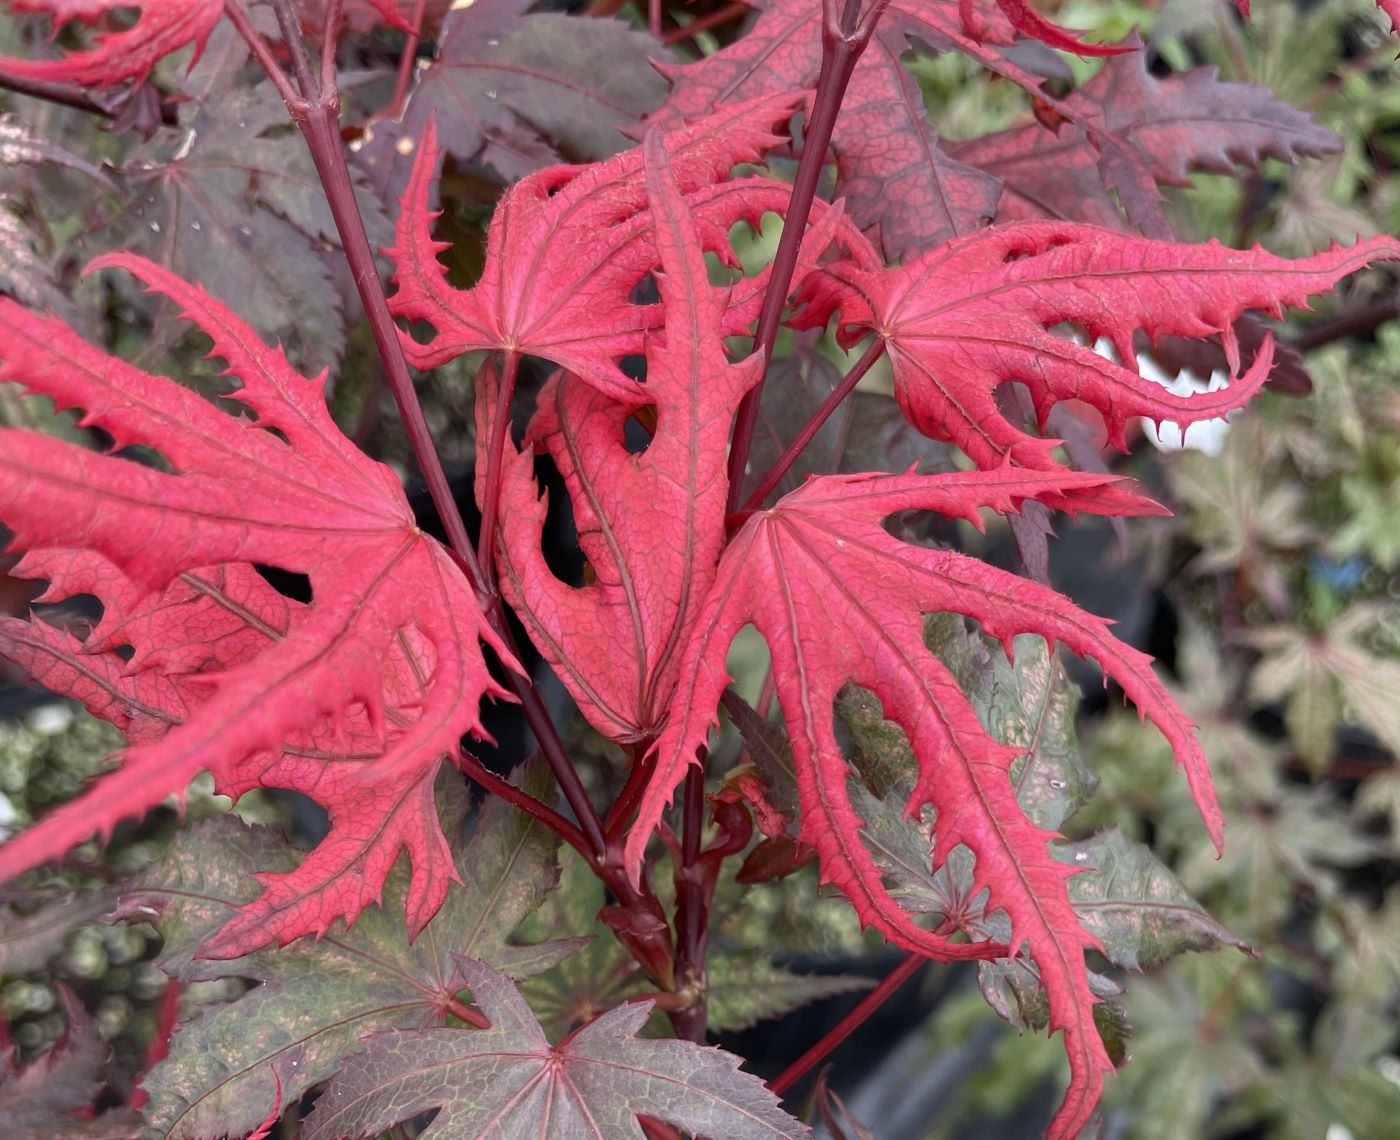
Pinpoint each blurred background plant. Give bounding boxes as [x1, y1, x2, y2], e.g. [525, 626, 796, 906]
[847, 1, 1400, 1136]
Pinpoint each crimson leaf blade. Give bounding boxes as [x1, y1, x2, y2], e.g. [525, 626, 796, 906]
[484, 131, 760, 743]
[629, 467, 1230, 1140]
[799, 225, 1400, 506]
[0, 255, 508, 947]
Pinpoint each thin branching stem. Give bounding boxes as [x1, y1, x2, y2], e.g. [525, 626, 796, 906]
[319, 0, 346, 94]
[724, 0, 891, 513]
[605, 744, 657, 842]
[740, 337, 885, 512]
[389, 0, 429, 117]
[269, 0, 319, 100]
[222, 2, 303, 110]
[242, 0, 480, 581]
[0, 73, 111, 117]
[663, 2, 751, 47]
[671, 760, 710, 1042]
[769, 950, 926, 1095]
[477, 351, 521, 584]
[454, 750, 590, 857]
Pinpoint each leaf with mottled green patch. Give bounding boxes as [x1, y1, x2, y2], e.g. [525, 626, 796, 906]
[304, 959, 808, 1140]
[0, 203, 68, 315]
[705, 953, 873, 1033]
[0, 114, 112, 185]
[936, 618, 1096, 832]
[0, 113, 111, 318]
[840, 618, 1095, 831]
[977, 958, 1130, 1068]
[1061, 829, 1251, 972]
[121, 761, 571, 1140]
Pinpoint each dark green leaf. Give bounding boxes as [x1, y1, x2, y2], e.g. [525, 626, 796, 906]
[516, 848, 646, 1039]
[0, 203, 70, 316]
[123, 761, 570, 1139]
[705, 953, 873, 1033]
[1063, 829, 1252, 972]
[358, 2, 670, 195]
[304, 959, 809, 1139]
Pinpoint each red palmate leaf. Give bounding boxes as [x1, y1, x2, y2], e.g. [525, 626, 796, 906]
[0, 256, 509, 950]
[0, 567, 465, 957]
[643, 0, 1126, 262]
[798, 224, 1400, 510]
[483, 134, 761, 743]
[0, 0, 411, 87]
[644, 0, 1010, 261]
[628, 468, 1219, 1140]
[387, 94, 844, 405]
[0, 1, 223, 86]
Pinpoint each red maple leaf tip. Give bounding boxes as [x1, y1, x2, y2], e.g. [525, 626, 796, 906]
[798, 226, 1400, 513]
[988, 0, 1136, 57]
[0, 1, 224, 87]
[385, 93, 811, 398]
[0, 254, 510, 951]
[0, 1, 415, 86]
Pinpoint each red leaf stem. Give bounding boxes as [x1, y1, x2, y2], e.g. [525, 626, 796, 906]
[739, 336, 887, 514]
[725, 0, 891, 513]
[769, 950, 926, 1095]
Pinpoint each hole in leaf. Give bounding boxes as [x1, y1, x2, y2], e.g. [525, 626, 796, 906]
[532, 453, 585, 587]
[252, 564, 312, 604]
[705, 250, 741, 288]
[624, 405, 655, 455]
[628, 273, 660, 306]
[619, 353, 647, 383]
[218, 396, 292, 445]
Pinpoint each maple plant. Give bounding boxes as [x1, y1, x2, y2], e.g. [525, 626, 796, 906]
[0, 1, 1397, 1137]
